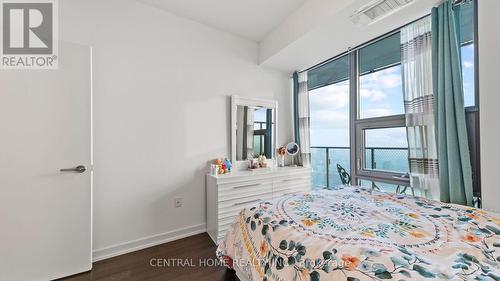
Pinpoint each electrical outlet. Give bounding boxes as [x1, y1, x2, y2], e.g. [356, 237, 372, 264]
[174, 197, 183, 208]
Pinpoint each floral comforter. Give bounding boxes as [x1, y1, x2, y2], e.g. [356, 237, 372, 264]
[217, 187, 500, 281]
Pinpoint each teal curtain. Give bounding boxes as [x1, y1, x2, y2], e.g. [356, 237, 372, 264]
[432, 0, 473, 206]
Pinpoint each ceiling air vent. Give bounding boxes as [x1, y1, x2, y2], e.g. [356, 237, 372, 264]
[350, 0, 415, 25]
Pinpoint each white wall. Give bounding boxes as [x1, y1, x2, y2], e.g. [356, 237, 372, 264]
[59, 0, 292, 259]
[478, 0, 500, 212]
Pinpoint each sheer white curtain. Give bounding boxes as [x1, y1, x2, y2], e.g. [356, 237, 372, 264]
[401, 17, 440, 200]
[297, 72, 311, 167]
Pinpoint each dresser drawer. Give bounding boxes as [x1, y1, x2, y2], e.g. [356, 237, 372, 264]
[206, 168, 312, 245]
[218, 192, 273, 214]
[218, 192, 273, 229]
[218, 178, 273, 191]
[218, 182, 273, 202]
[273, 174, 311, 198]
[218, 215, 238, 229]
[218, 201, 262, 221]
[219, 220, 237, 237]
[217, 195, 273, 243]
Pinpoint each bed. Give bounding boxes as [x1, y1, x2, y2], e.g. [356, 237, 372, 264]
[217, 186, 500, 281]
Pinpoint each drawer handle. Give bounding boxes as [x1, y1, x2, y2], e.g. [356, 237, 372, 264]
[281, 178, 307, 182]
[233, 199, 261, 206]
[233, 183, 262, 189]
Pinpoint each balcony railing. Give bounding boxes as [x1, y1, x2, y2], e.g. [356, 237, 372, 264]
[311, 146, 409, 188]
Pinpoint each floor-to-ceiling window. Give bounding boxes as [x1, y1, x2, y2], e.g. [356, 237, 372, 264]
[309, 55, 350, 188]
[458, 0, 481, 203]
[307, 0, 479, 196]
[354, 33, 410, 192]
[309, 33, 411, 191]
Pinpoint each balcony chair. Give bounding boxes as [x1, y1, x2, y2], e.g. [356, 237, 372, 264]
[336, 164, 351, 186]
[336, 164, 382, 191]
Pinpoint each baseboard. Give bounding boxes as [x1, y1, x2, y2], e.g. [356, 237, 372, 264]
[92, 223, 207, 262]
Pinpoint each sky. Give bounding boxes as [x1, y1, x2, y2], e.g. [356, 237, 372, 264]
[254, 108, 267, 122]
[309, 44, 475, 148]
[310, 65, 406, 148]
[462, 44, 475, 107]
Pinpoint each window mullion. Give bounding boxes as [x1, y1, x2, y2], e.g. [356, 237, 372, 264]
[349, 51, 359, 185]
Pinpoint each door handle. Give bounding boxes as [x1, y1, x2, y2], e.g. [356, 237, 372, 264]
[60, 165, 86, 173]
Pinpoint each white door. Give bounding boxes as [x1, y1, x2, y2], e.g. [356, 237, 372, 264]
[0, 41, 92, 281]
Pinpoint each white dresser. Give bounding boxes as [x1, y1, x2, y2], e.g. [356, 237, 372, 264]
[206, 167, 311, 244]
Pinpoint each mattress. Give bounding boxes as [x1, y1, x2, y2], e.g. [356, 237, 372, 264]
[217, 187, 500, 281]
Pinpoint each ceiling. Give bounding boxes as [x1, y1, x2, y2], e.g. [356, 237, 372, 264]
[137, 0, 442, 72]
[138, 0, 307, 42]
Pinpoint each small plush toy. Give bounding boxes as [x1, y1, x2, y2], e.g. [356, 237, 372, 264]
[257, 155, 267, 168]
[278, 147, 286, 157]
[225, 158, 232, 172]
[214, 158, 225, 174]
[277, 147, 286, 167]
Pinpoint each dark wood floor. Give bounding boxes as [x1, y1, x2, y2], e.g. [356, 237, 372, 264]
[59, 233, 239, 281]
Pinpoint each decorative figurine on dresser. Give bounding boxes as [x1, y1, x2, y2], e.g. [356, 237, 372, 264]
[205, 95, 312, 244]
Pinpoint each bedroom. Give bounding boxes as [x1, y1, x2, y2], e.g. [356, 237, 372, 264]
[0, 0, 499, 280]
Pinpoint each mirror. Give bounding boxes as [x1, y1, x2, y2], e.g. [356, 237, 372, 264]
[231, 96, 278, 164]
[286, 142, 300, 156]
[235, 106, 273, 160]
[285, 142, 300, 167]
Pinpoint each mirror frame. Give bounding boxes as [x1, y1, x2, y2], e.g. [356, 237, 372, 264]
[231, 95, 278, 166]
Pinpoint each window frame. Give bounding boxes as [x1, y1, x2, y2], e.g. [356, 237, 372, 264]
[464, 0, 481, 199]
[308, 0, 479, 193]
[309, 73, 351, 188]
[461, 44, 476, 108]
[253, 122, 266, 157]
[354, 115, 409, 186]
[349, 43, 411, 188]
